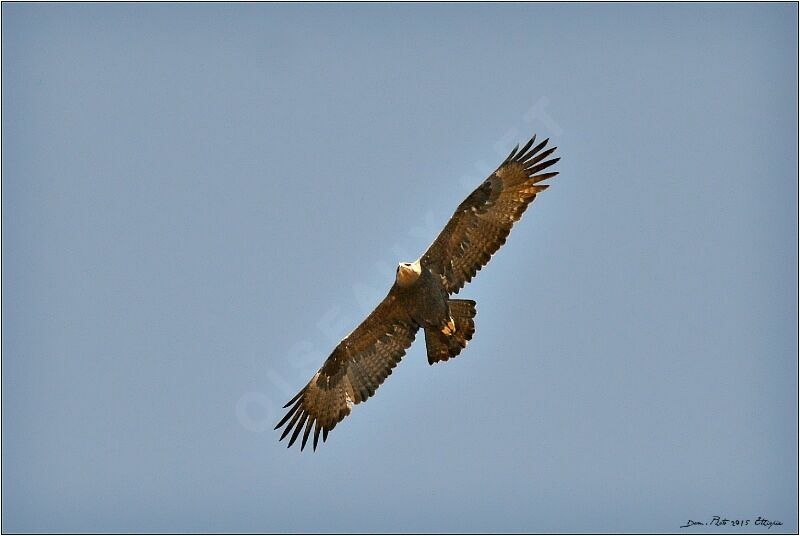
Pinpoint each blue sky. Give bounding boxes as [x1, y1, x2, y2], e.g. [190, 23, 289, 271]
[3, 2, 797, 533]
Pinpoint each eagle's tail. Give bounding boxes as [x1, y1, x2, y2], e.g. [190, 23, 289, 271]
[425, 299, 477, 365]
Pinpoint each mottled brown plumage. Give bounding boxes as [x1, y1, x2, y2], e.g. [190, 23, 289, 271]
[276, 135, 559, 450]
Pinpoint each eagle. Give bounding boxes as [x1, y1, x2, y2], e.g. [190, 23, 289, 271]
[276, 135, 559, 450]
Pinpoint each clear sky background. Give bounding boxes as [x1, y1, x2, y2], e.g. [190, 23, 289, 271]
[3, 3, 797, 533]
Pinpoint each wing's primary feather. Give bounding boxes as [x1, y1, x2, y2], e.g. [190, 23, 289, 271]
[422, 135, 559, 293]
[275, 290, 419, 451]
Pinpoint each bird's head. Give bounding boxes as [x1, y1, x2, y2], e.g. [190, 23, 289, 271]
[396, 260, 421, 287]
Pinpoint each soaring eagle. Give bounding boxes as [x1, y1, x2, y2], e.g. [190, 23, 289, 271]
[276, 135, 559, 450]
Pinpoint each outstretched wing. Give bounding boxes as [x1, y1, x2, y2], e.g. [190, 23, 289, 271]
[422, 135, 559, 293]
[275, 289, 419, 451]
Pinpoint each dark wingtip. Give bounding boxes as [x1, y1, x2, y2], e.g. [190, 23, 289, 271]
[518, 137, 550, 164]
[313, 423, 322, 451]
[531, 171, 558, 185]
[527, 157, 560, 175]
[287, 414, 307, 448]
[278, 422, 294, 441]
[283, 390, 304, 408]
[515, 135, 536, 160]
[524, 146, 557, 168]
[300, 418, 314, 451]
[505, 143, 520, 162]
[275, 398, 302, 430]
[278, 406, 303, 441]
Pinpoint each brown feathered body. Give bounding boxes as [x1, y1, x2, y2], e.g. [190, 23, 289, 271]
[276, 135, 559, 450]
[396, 263, 449, 327]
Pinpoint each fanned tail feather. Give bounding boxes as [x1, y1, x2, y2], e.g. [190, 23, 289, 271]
[425, 299, 477, 365]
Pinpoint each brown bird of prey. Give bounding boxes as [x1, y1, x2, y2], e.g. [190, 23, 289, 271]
[276, 135, 559, 450]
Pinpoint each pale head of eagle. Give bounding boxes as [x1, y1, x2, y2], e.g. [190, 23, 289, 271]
[396, 260, 421, 287]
